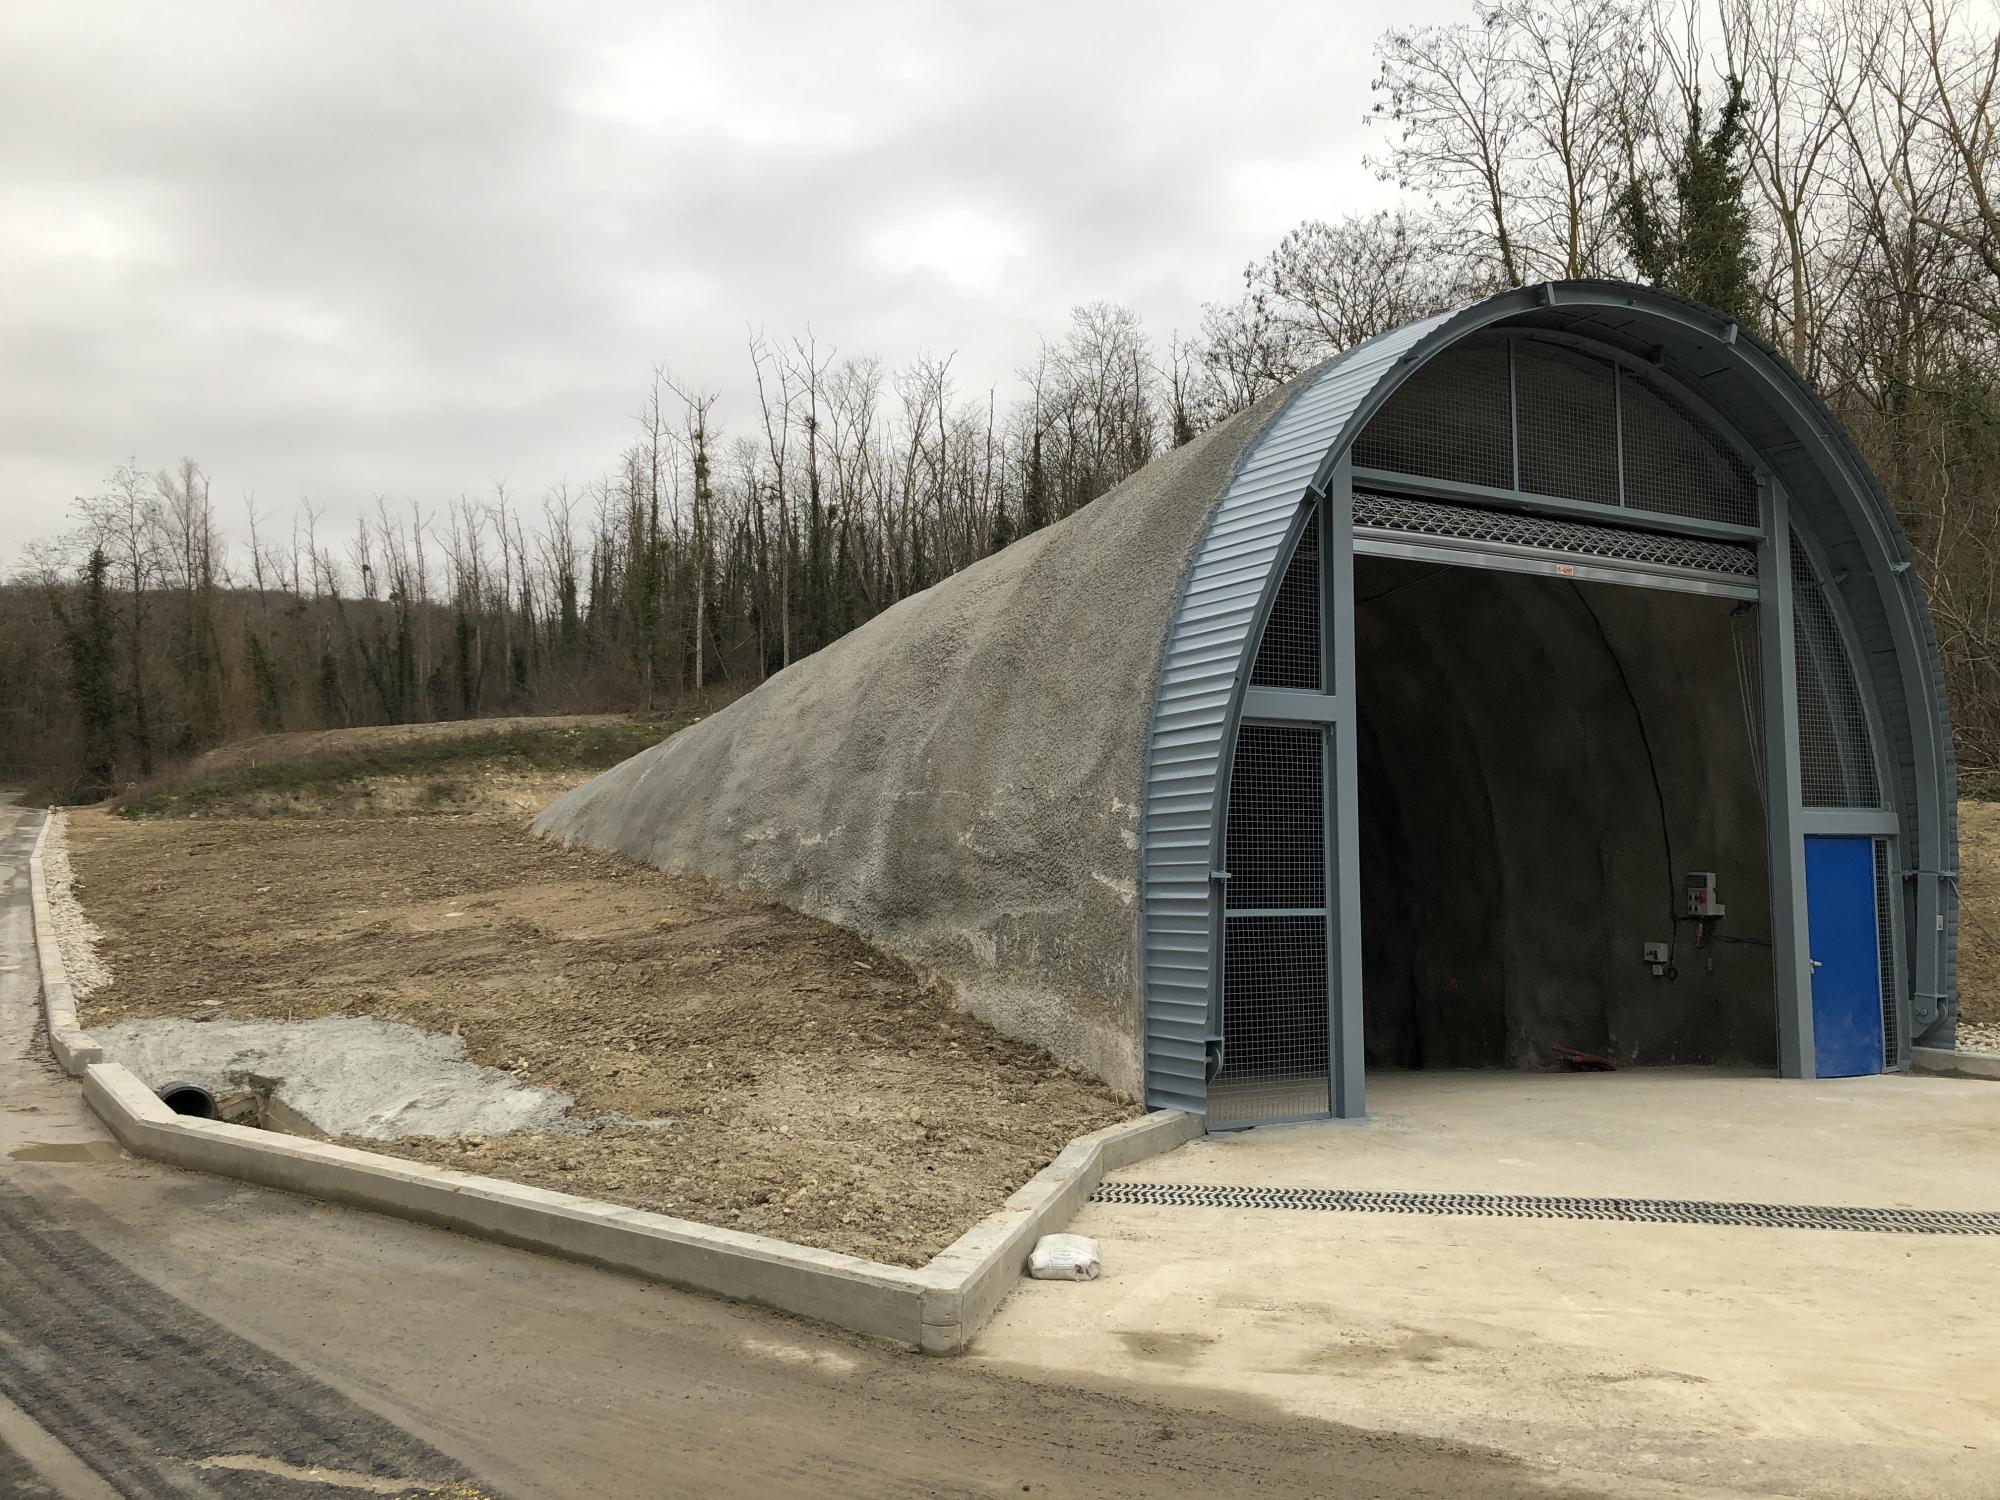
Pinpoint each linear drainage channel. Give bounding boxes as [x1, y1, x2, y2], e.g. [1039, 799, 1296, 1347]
[1090, 1182, 2000, 1236]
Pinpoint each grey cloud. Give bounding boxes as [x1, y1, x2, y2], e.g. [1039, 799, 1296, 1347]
[0, 0, 1454, 563]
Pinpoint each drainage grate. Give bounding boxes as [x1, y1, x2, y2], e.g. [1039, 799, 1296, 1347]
[1090, 1182, 2000, 1236]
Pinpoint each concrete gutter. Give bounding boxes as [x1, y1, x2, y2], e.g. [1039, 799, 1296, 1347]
[1911, 1045, 2000, 1081]
[25, 811, 1201, 1349]
[26, 813, 104, 1075]
[81, 1062, 1197, 1352]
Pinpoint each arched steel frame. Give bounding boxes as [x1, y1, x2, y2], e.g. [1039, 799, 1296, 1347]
[1139, 281, 1955, 1117]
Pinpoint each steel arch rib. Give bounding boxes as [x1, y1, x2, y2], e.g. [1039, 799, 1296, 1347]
[1137, 282, 1956, 1112]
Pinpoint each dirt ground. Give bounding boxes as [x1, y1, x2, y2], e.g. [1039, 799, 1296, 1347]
[183, 714, 639, 777]
[67, 810, 1135, 1266]
[155, 766, 605, 822]
[117, 712, 689, 821]
[1955, 799, 2000, 1025]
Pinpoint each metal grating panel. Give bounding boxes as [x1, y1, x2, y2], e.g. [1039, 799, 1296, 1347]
[1354, 493, 1758, 577]
[1620, 371, 1758, 525]
[1211, 916, 1330, 1123]
[1351, 337, 1512, 489]
[1516, 344, 1619, 504]
[1091, 1182, 2000, 1235]
[1225, 724, 1324, 911]
[1352, 332, 1757, 527]
[1249, 513, 1322, 690]
[1792, 534, 1882, 807]
[1875, 838, 1903, 1067]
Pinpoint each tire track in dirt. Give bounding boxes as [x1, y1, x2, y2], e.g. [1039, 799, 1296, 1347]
[0, 1182, 481, 1498]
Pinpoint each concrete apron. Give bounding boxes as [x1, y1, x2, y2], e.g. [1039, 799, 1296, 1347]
[15, 801, 1202, 1352]
[973, 1067, 2000, 1500]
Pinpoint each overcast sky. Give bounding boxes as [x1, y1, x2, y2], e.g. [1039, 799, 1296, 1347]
[0, 0, 1464, 568]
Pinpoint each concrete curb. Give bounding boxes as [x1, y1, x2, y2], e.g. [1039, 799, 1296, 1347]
[1912, 1045, 2000, 1081]
[30, 805, 1202, 1349]
[920, 1108, 1204, 1348]
[79, 1061, 1196, 1352]
[26, 813, 104, 1074]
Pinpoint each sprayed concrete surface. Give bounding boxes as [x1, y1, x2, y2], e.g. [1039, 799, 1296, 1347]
[537, 395, 1287, 1094]
[91, 1016, 577, 1137]
[974, 1070, 2000, 1500]
[1356, 563, 1774, 1070]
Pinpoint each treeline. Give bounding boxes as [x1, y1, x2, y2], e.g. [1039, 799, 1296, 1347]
[0, 302, 1189, 798]
[5, 0, 1996, 799]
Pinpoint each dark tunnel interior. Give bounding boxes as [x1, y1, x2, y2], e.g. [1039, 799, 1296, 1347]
[1354, 555, 1777, 1072]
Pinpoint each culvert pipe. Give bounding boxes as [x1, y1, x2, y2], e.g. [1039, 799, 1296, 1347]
[156, 1081, 219, 1120]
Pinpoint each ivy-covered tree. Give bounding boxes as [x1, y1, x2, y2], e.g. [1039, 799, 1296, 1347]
[1617, 76, 1757, 326]
[54, 548, 121, 800]
[245, 630, 284, 733]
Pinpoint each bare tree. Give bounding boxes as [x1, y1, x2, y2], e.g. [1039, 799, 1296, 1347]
[1373, 8, 1530, 286]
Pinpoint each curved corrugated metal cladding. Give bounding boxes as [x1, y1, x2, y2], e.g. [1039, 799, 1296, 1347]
[1139, 312, 1455, 1111]
[1139, 282, 1957, 1112]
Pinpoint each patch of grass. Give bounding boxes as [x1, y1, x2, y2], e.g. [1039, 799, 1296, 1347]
[116, 716, 680, 818]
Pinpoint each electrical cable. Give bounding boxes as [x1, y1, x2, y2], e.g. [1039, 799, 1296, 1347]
[1572, 585, 1683, 974]
[1729, 603, 1766, 815]
[1943, 872, 1991, 948]
[1356, 565, 1453, 607]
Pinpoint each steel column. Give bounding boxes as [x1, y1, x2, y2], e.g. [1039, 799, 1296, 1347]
[1325, 456, 1366, 1118]
[1758, 479, 1817, 1078]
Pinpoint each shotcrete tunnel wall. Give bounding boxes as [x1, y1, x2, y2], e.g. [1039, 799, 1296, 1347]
[535, 394, 1285, 1097]
[538, 283, 1953, 1115]
[1354, 558, 1774, 1070]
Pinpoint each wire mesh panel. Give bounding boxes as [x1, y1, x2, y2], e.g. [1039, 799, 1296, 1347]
[1352, 337, 1513, 489]
[1215, 717, 1330, 1125]
[1620, 371, 1759, 526]
[1225, 724, 1325, 911]
[1212, 916, 1331, 1122]
[1516, 344, 1619, 505]
[1791, 534, 1882, 807]
[1353, 492, 1759, 578]
[1352, 334, 1758, 529]
[1874, 838, 1904, 1068]
[1250, 513, 1322, 690]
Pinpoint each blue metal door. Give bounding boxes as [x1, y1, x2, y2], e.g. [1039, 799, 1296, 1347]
[1803, 835, 1883, 1078]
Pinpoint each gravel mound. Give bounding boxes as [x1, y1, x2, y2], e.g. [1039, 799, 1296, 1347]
[1957, 1019, 2000, 1056]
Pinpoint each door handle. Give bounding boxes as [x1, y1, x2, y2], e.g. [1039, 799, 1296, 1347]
[1809, 959, 1823, 971]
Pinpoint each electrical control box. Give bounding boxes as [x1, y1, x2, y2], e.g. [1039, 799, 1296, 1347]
[1684, 871, 1726, 919]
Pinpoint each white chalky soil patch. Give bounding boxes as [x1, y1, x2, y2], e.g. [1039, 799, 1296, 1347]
[192, 1454, 441, 1494]
[92, 1015, 577, 1138]
[41, 812, 110, 997]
